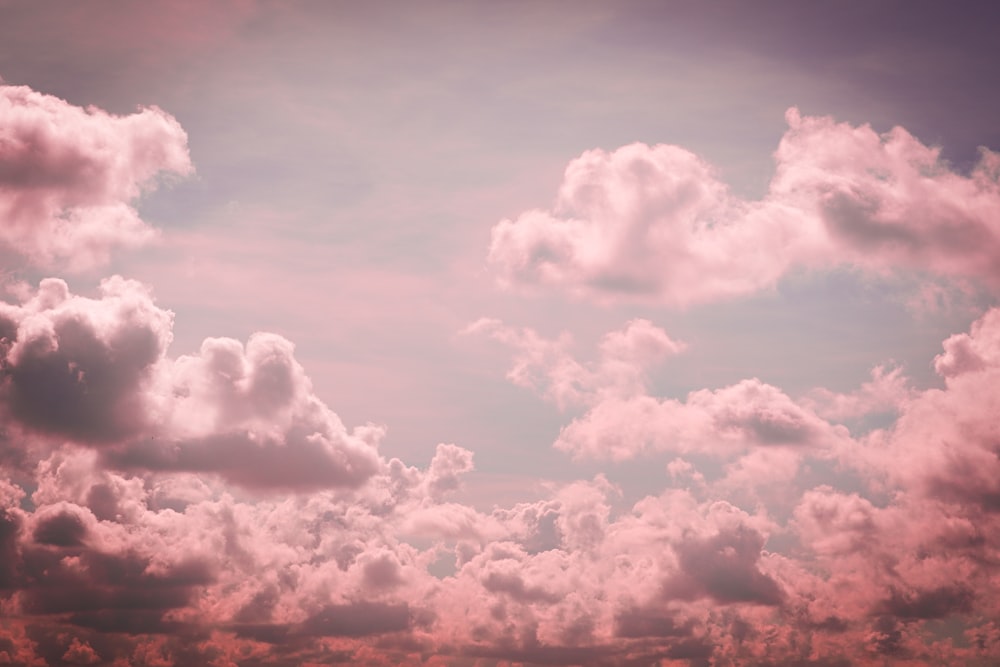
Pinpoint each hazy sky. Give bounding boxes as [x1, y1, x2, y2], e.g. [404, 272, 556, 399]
[2, 2, 1000, 665]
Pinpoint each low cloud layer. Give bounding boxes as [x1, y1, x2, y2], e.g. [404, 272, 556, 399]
[489, 108, 1000, 306]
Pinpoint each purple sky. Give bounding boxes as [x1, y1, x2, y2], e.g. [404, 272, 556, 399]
[2, 2, 1000, 665]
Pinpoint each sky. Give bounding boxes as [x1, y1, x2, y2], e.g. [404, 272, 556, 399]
[1, 1, 1000, 665]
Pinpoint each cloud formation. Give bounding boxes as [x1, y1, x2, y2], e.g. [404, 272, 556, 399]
[2, 80, 1000, 666]
[0, 277, 171, 444]
[473, 319, 847, 461]
[451, 311, 1000, 662]
[0, 84, 192, 270]
[489, 109, 1000, 306]
[0, 277, 381, 491]
[466, 317, 685, 409]
[4, 313, 1000, 663]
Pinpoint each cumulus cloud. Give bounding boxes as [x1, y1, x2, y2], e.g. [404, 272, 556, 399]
[488, 141, 801, 306]
[865, 307, 1000, 512]
[466, 317, 685, 409]
[0, 84, 192, 270]
[422, 443, 475, 501]
[555, 379, 849, 461]
[0, 278, 381, 491]
[472, 319, 846, 461]
[774, 109, 1000, 281]
[489, 109, 1000, 305]
[803, 364, 912, 421]
[0, 276, 172, 444]
[62, 638, 100, 665]
[109, 332, 383, 490]
[933, 307, 1000, 378]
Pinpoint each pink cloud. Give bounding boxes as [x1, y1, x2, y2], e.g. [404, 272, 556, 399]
[0, 276, 172, 444]
[713, 447, 804, 507]
[933, 307, 1000, 377]
[862, 307, 1000, 513]
[774, 109, 1000, 282]
[2, 78, 1000, 664]
[0, 278, 381, 491]
[473, 319, 847, 461]
[422, 443, 475, 501]
[466, 317, 684, 409]
[2, 434, 804, 664]
[553, 380, 847, 461]
[793, 486, 881, 559]
[0, 84, 192, 270]
[489, 109, 1000, 305]
[488, 141, 801, 306]
[803, 363, 912, 421]
[61, 637, 100, 665]
[2, 427, 1000, 665]
[109, 332, 384, 491]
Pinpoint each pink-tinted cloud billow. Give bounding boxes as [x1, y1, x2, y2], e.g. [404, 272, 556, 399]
[2, 3, 1000, 666]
